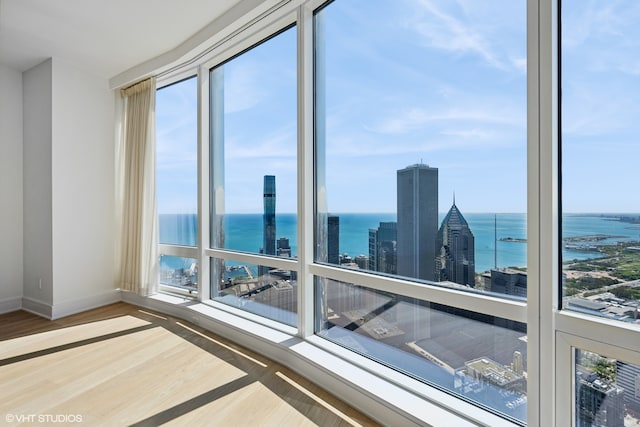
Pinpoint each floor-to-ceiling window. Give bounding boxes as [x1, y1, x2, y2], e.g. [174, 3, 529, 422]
[151, 0, 640, 425]
[313, 0, 528, 422]
[156, 76, 199, 294]
[559, 1, 640, 426]
[208, 25, 298, 326]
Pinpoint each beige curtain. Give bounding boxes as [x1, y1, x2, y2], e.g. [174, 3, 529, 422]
[116, 77, 158, 296]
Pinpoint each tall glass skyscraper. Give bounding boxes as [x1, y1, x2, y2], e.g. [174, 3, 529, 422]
[397, 164, 438, 282]
[436, 201, 475, 286]
[263, 175, 276, 256]
[368, 221, 397, 274]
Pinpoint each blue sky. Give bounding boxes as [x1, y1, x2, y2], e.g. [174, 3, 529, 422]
[562, 0, 640, 213]
[156, 76, 198, 215]
[319, 0, 526, 214]
[156, 0, 640, 215]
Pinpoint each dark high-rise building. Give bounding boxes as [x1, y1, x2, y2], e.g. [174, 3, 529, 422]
[436, 201, 475, 286]
[258, 175, 277, 277]
[488, 268, 527, 297]
[263, 175, 276, 256]
[397, 163, 438, 281]
[368, 221, 397, 274]
[277, 237, 291, 258]
[576, 372, 624, 427]
[328, 215, 340, 264]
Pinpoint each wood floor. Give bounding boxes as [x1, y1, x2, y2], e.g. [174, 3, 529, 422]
[0, 303, 380, 426]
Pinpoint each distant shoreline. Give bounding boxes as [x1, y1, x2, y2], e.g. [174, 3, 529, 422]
[604, 215, 640, 225]
[564, 234, 628, 243]
[499, 237, 526, 243]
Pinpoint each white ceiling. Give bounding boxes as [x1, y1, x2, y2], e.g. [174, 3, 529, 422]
[0, 0, 244, 79]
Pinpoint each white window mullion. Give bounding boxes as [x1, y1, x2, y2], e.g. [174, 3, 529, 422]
[198, 64, 211, 301]
[296, 3, 316, 338]
[311, 263, 527, 324]
[532, 0, 560, 425]
[527, 0, 542, 424]
[158, 244, 198, 260]
[205, 248, 298, 272]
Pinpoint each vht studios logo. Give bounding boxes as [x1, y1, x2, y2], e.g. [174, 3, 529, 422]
[5, 413, 83, 423]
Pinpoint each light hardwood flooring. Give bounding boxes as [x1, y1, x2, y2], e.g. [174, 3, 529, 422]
[0, 303, 380, 426]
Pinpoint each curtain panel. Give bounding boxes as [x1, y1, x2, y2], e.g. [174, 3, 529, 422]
[116, 77, 158, 296]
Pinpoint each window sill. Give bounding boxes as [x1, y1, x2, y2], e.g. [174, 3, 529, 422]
[122, 292, 520, 427]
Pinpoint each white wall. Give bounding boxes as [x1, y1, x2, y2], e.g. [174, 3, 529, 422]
[20, 58, 119, 318]
[0, 65, 24, 313]
[22, 59, 54, 314]
[51, 58, 118, 315]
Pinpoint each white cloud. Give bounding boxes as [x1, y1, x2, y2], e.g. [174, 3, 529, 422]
[407, 0, 504, 69]
[511, 57, 527, 73]
[440, 128, 494, 139]
[562, 2, 626, 49]
[616, 61, 640, 76]
[323, 129, 515, 160]
[365, 107, 522, 135]
[561, 78, 637, 137]
[225, 126, 296, 160]
[220, 63, 268, 114]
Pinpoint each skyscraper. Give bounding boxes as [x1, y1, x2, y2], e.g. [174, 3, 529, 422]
[277, 237, 291, 257]
[368, 221, 397, 274]
[577, 371, 625, 427]
[397, 164, 438, 281]
[263, 175, 276, 256]
[487, 268, 527, 297]
[435, 200, 475, 286]
[328, 215, 340, 264]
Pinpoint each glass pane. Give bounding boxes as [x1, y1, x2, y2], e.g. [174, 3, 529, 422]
[316, 277, 527, 423]
[575, 349, 640, 427]
[156, 77, 198, 246]
[561, 2, 640, 322]
[211, 257, 297, 326]
[210, 27, 297, 257]
[159, 255, 198, 294]
[315, 0, 527, 296]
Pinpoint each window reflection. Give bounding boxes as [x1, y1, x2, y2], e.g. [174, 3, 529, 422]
[575, 349, 640, 427]
[159, 255, 198, 294]
[316, 277, 527, 422]
[211, 257, 297, 326]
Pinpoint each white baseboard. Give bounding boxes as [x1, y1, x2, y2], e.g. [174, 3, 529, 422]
[19, 290, 123, 320]
[51, 290, 123, 320]
[0, 296, 23, 314]
[22, 296, 53, 319]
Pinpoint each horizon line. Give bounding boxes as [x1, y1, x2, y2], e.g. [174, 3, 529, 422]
[158, 211, 640, 216]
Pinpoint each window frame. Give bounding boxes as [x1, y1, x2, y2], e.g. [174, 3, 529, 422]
[150, 0, 640, 425]
[202, 11, 301, 323]
[156, 72, 200, 295]
[553, 0, 640, 426]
